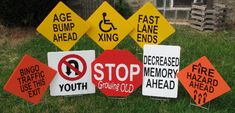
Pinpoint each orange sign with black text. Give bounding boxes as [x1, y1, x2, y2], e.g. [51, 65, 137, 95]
[4, 54, 56, 105]
[177, 56, 231, 106]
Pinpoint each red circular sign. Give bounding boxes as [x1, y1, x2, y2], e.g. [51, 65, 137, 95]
[58, 54, 87, 81]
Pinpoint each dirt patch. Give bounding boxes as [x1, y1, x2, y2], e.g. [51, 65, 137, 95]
[0, 25, 36, 47]
[0, 25, 36, 71]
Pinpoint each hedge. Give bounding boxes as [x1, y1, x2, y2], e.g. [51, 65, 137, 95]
[0, 0, 60, 27]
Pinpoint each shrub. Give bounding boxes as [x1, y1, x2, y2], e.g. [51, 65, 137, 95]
[0, 0, 133, 27]
[115, 1, 133, 19]
[0, 0, 60, 27]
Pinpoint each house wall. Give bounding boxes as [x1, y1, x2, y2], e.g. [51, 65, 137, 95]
[227, 0, 235, 25]
[213, 0, 235, 25]
[126, 0, 235, 25]
[125, 0, 155, 12]
[67, 0, 234, 25]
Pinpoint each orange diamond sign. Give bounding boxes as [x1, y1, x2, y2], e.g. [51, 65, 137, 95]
[177, 56, 231, 106]
[4, 54, 56, 105]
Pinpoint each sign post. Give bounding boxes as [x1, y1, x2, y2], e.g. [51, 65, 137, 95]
[92, 50, 142, 97]
[37, 1, 90, 51]
[177, 56, 231, 107]
[48, 51, 95, 96]
[142, 45, 180, 98]
[128, 2, 175, 48]
[86, 1, 133, 50]
[4, 54, 56, 104]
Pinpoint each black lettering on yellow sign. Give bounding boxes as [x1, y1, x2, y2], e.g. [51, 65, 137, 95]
[137, 15, 160, 43]
[98, 33, 118, 42]
[53, 32, 77, 42]
[53, 23, 75, 32]
[97, 12, 119, 42]
[52, 13, 78, 42]
[53, 13, 72, 22]
[137, 34, 158, 43]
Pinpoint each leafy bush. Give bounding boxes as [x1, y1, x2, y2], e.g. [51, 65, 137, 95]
[0, 0, 133, 26]
[115, 1, 133, 19]
[0, 0, 60, 27]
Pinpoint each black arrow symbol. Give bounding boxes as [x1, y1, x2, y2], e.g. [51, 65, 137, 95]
[194, 90, 197, 100]
[66, 60, 79, 76]
[198, 93, 202, 104]
[203, 92, 207, 103]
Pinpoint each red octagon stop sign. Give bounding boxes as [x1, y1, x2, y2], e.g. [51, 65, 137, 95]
[92, 50, 143, 97]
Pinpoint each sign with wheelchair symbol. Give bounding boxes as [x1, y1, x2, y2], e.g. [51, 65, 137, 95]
[86, 1, 133, 50]
[99, 12, 117, 32]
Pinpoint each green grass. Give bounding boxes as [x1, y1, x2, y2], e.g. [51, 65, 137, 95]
[0, 26, 235, 113]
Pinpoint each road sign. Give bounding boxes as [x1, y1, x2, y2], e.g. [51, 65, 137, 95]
[58, 54, 87, 81]
[48, 51, 95, 96]
[177, 56, 231, 106]
[142, 45, 180, 98]
[127, 2, 175, 48]
[3, 54, 56, 105]
[86, 1, 133, 50]
[92, 50, 142, 97]
[37, 1, 89, 51]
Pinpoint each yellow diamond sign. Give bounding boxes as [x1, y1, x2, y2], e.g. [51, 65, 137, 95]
[86, 1, 133, 50]
[127, 2, 175, 48]
[36, 1, 89, 51]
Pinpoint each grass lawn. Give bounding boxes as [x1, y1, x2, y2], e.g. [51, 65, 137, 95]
[0, 26, 234, 113]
